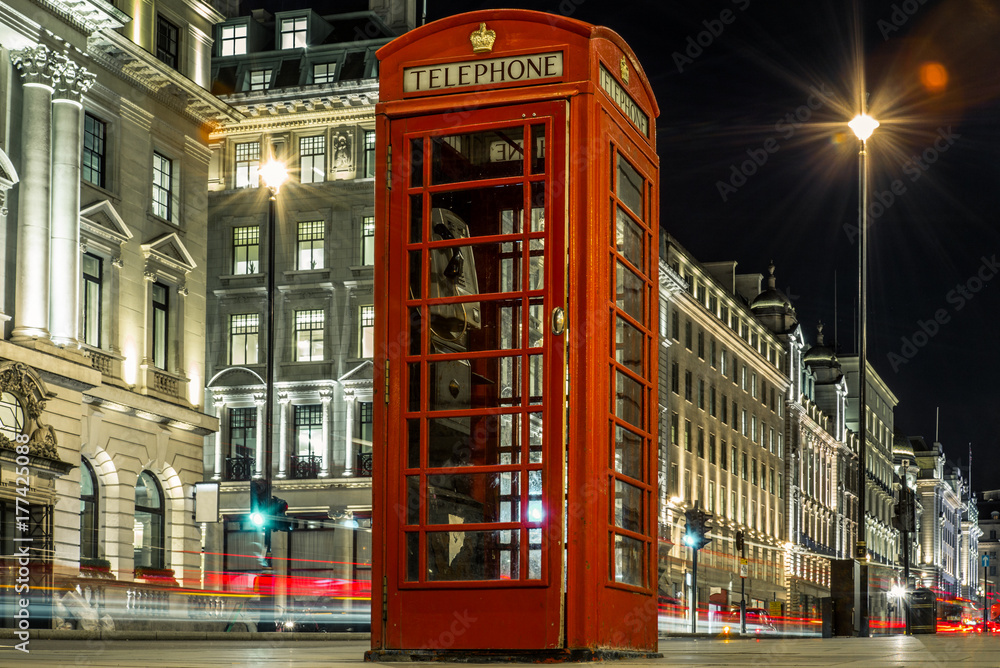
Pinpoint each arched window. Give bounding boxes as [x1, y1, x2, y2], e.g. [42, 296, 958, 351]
[80, 459, 99, 561]
[134, 471, 165, 570]
[0, 390, 25, 441]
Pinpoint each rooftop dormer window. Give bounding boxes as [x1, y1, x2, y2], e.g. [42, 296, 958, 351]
[220, 24, 247, 57]
[280, 17, 307, 49]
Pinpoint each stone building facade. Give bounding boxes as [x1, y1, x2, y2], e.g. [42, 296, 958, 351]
[0, 0, 227, 629]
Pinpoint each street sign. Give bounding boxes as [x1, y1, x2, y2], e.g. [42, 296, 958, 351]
[740, 558, 748, 578]
[984, 554, 991, 568]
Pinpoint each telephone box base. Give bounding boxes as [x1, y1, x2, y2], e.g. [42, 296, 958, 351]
[365, 649, 663, 663]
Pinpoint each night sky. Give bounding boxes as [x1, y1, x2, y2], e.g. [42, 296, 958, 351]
[252, 0, 1000, 488]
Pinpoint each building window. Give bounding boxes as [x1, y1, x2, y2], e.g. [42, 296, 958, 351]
[229, 407, 256, 459]
[151, 282, 168, 370]
[684, 420, 692, 453]
[156, 16, 179, 69]
[720, 440, 728, 470]
[359, 401, 373, 446]
[697, 427, 704, 458]
[697, 379, 705, 410]
[313, 62, 336, 84]
[684, 371, 692, 402]
[83, 113, 106, 188]
[721, 395, 728, 423]
[229, 314, 259, 365]
[360, 305, 375, 358]
[248, 69, 272, 91]
[684, 320, 692, 350]
[697, 331, 704, 359]
[0, 391, 25, 441]
[152, 152, 172, 220]
[134, 471, 165, 569]
[297, 221, 325, 270]
[671, 308, 680, 340]
[709, 433, 716, 465]
[670, 413, 679, 445]
[299, 135, 326, 184]
[233, 226, 260, 275]
[280, 17, 307, 49]
[709, 386, 717, 417]
[80, 459, 99, 561]
[752, 458, 758, 485]
[82, 253, 102, 348]
[220, 24, 247, 56]
[361, 216, 375, 266]
[741, 452, 748, 481]
[720, 348, 727, 376]
[235, 142, 260, 189]
[295, 309, 324, 361]
[293, 405, 323, 476]
[364, 130, 376, 178]
[670, 363, 679, 394]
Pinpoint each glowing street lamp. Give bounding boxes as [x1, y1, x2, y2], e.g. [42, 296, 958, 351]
[259, 160, 288, 196]
[849, 110, 877, 638]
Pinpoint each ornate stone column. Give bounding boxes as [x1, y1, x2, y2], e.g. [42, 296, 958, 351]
[277, 394, 290, 478]
[10, 46, 56, 340]
[212, 395, 226, 480]
[320, 389, 332, 477]
[49, 55, 95, 346]
[343, 390, 356, 477]
[254, 394, 265, 478]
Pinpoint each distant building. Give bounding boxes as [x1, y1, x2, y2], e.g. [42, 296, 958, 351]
[0, 0, 227, 629]
[201, 1, 414, 614]
[658, 236, 790, 612]
[910, 436, 965, 596]
[977, 491, 1000, 603]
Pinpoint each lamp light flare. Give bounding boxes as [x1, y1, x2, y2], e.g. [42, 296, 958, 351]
[848, 114, 879, 141]
[258, 160, 288, 193]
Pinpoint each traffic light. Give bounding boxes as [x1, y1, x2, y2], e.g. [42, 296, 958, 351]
[735, 530, 745, 555]
[684, 507, 712, 551]
[269, 495, 292, 532]
[250, 479, 268, 528]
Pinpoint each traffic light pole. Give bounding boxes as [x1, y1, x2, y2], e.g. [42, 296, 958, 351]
[260, 183, 278, 631]
[690, 546, 699, 634]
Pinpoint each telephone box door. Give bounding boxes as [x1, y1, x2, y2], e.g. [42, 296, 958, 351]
[383, 100, 567, 649]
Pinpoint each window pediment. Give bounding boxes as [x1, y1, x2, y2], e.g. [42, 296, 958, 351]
[81, 200, 133, 249]
[142, 232, 197, 275]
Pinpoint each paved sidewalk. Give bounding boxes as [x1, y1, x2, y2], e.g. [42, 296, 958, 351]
[3, 635, 1000, 667]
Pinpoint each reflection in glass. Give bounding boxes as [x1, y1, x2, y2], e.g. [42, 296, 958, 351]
[613, 534, 644, 586]
[617, 153, 644, 219]
[410, 138, 424, 188]
[428, 414, 521, 467]
[528, 413, 543, 463]
[409, 251, 422, 299]
[408, 363, 421, 412]
[406, 476, 419, 524]
[426, 471, 520, 524]
[431, 185, 523, 239]
[614, 425, 642, 480]
[427, 357, 522, 411]
[614, 479, 642, 532]
[527, 469, 543, 523]
[432, 127, 525, 184]
[530, 181, 546, 230]
[529, 528, 542, 579]
[616, 261, 644, 321]
[528, 355, 543, 405]
[616, 206, 645, 274]
[410, 194, 422, 242]
[529, 239, 544, 290]
[407, 419, 420, 468]
[615, 315, 644, 374]
[426, 530, 519, 581]
[409, 307, 422, 355]
[615, 370, 643, 429]
[530, 124, 546, 175]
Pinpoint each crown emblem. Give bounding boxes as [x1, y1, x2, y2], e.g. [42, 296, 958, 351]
[620, 56, 630, 85]
[470, 23, 496, 53]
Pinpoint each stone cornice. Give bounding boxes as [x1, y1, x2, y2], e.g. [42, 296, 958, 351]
[29, 0, 128, 35]
[87, 29, 243, 130]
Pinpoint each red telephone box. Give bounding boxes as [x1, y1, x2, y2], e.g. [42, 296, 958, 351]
[370, 10, 659, 659]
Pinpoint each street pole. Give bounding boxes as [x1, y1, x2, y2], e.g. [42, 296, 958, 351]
[690, 546, 699, 634]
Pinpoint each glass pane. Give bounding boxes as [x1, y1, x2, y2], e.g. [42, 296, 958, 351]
[426, 471, 520, 524]
[616, 261, 644, 321]
[528, 354, 543, 406]
[407, 419, 420, 468]
[429, 298, 523, 353]
[406, 532, 419, 581]
[409, 250, 422, 299]
[527, 469, 543, 523]
[528, 528, 542, 579]
[428, 357, 521, 411]
[613, 533, 644, 586]
[614, 425, 642, 480]
[406, 476, 419, 525]
[613, 480, 642, 532]
[408, 307, 422, 356]
[409, 138, 423, 188]
[432, 127, 525, 184]
[528, 413, 543, 463]
[530, 124, 546, 175]
[615, 369, 643, 429]
[430, 185, 523, 239]
[426, 529, 519, 581]
[528, 239, 544, 290]
[407, 362, 421, 412]
[617, 154, 644, 220]
[410, 194, 422, 243]
[428, 414, 521, 467]
[616, 206, 645, 274]
[615, 316, 644, 374]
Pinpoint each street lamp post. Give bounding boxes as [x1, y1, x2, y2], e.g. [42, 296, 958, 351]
[848, 111, 878, 638]
[258, 159, 287, 631]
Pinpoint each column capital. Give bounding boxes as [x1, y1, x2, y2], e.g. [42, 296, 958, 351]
[52, 55, 95, 103]
[320, 389, 333, 403]
[278, 392, 291, 405]
[10, 45, 57, 88]
[254, 392, 266, 407]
